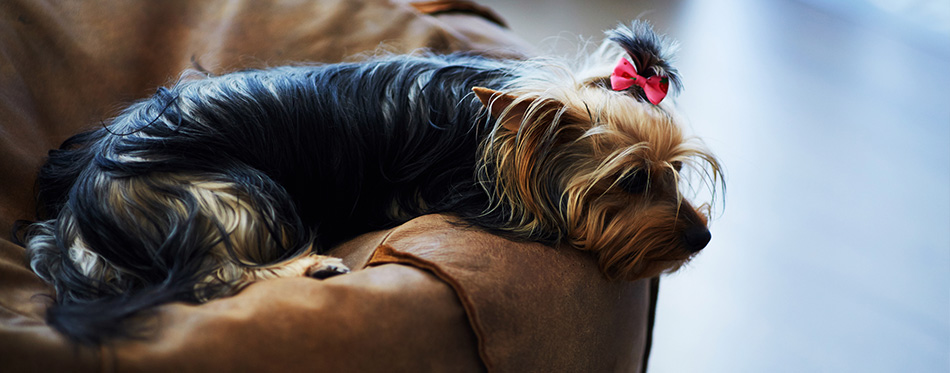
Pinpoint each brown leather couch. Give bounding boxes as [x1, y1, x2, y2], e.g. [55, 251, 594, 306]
[0, 1, 658, 371]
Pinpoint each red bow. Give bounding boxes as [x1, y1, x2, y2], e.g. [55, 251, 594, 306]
[610, 58, 669, 105]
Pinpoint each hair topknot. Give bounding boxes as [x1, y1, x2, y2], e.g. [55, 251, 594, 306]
[607, 21, 682, 97]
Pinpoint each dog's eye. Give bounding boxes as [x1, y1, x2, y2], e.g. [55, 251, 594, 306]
[672, 161, 683, 172]
[618, 170, 649, 194]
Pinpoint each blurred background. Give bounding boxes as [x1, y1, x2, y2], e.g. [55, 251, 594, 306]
[478, 0, 950, 371]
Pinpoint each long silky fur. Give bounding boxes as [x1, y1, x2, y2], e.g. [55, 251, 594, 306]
[22, 21, 722, 344]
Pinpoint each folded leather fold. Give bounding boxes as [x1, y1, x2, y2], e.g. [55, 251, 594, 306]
[366, 215, 653, 372]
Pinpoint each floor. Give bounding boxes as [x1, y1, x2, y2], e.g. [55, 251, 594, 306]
[478, 0, 950, 371]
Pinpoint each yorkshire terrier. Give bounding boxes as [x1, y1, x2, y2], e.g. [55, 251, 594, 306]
[22, 21, 722, 343]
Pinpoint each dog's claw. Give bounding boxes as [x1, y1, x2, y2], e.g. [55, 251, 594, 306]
[306, 258, 350, 280]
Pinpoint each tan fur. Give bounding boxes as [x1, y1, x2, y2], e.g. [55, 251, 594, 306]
[38, 173, 349, 301]
[198, 251, 346, 301]
[474, 64, 723, 281]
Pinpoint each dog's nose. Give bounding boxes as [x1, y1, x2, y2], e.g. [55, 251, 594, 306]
[683, 226, 711, 252]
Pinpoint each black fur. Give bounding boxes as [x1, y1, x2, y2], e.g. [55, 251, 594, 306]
[29, 54, 520, 344]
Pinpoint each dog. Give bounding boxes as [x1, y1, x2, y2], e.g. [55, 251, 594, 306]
[21, 21, 722, 343]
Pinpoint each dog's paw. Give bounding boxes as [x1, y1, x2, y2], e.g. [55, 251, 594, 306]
[305, 256, 350, 280]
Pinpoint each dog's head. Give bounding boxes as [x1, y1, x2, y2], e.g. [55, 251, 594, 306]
[475, 21, 723, 280]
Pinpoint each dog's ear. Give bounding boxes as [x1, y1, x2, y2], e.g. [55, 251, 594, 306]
[476, 87, 572, 133]
[473, 87, 522, 132]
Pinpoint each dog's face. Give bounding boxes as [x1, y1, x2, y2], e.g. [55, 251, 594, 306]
[476, 83, 722, 281]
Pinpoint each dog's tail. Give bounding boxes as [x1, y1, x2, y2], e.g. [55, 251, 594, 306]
[24, 166, 312, 344]
[25, 215, 212, 344]
[25, 220, 201, 343]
